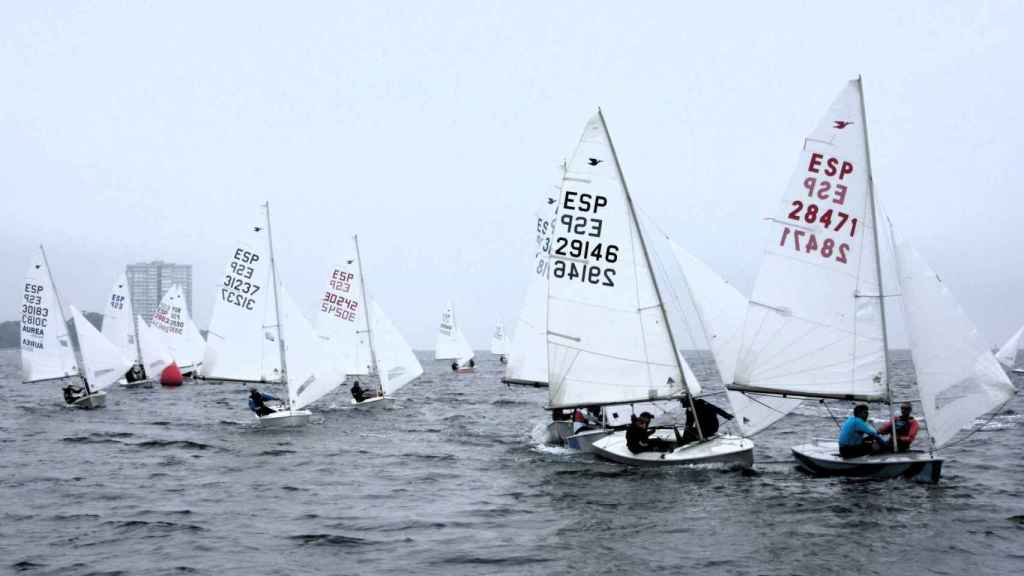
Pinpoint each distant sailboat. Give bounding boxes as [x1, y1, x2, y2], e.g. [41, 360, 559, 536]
[68, 305, 133, 408]
[995, 325, 1024, 374]
[316, 234, 423, 405]
[151, 284, 205, 376]
[503, 186, 559, 387]
[203, 203, 341, 426]
[730, 78, 1015, 482]
[435, 301, 475, 372]
[545, 110, 753, 466]
[20, 246, 86, 404]
[490, 320, 509, 362]
[136, 314, 174, 382]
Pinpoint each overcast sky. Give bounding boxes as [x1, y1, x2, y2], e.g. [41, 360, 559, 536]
[2, 1, 1022, 349]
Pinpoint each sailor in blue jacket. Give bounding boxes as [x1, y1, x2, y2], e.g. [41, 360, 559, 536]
[838, 404, 886, 458]
[248, 389, 277, 417]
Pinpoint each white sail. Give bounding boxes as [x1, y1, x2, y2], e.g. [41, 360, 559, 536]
[151, 285, 205, 371]
[995, 325, 1024, 369]
[20, 248, 79, 382]
[70, 306, 132, 392]
[314, 256, 371, 376]
[281, 287, 341, 410]
[546, 112, 696, 409]
[734, 80, 887, 401]
[371, 300, 424, 395]
[505, 194, 558, 384]
[101, 273, 138, 364]
[896, 243, 1016, 449]
[202, 215, 281, 382]
[490, 321, 509, 355]
[434, 301, 474, 361]
[668, 240, 802, 435]
[136, 315, 174, 378]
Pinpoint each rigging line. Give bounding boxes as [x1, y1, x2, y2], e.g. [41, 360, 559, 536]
[552, 342, 677, 367]
[820, 399, 842, 429]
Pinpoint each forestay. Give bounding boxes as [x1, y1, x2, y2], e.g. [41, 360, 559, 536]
[136, 315, 174, 378]
[547, 112, 696, 409]
[70, 306, 132, 392]
[315, 255, 372, 376]
[101, 273, 138, 364]
[371, 300, 424, 395]
[20, 249, 79, 382]
[896, 242, 1016, 448]
[668, 240, 801, 435]
[995, 325, 1023, 369]
[151, 285, 205, 371]
[434, 301, 473, 361]
[734, 80, 888, 401]
[505, 193, 558, 384]
[202, 216, 281, 382]
[490, 321, 508, 355]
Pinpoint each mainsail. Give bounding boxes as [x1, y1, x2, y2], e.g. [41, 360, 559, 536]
[434, 301, 474, 362]
[151, 285, 205, 371]
[995, 325, 1024, 369]
[136, 315, 174, 378]
[202, 214, 281, 382]
[505, 191, 558, 385]
[70, 305, 132, 392]
[20, 247, 79, 383]
[315, 255, 372, 376]
[281, 286, 340, 410]
[546, 111, 697, 410]
[896, 242, 1016, 448]
[490, 321, 509, 356]
[668, 240, 801, 435]
[101, 273, 138, 364]
[733, 80, 888, 401]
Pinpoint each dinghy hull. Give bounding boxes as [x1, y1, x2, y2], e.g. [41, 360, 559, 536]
[257, 409, 312, 427]
[593, 432, 754, 467]
[1013, 369, 1024, 375]
[71, 391, 107, 409]
[791, 441, 943, 483]
[545, 420, 573, 444]
[566, 428, 614, 452]
[351, 396, 393, 408]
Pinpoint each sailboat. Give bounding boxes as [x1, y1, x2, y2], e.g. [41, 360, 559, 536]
[136, 314, 174, 383]
[490, 320, 509, 362]
[203, 202, 341, 426]
[502, 188, 559, 387]
[315, 234, 424, 406]
[995, 325, 1024, 374]
[151, 284, 205, 376]
[434, 301, 475, 372]
[544, 110, 753, 466]
[729, 78, 1015, 482]
[101, 272, 158, 386]
[67, 305, 134, 408]
[20, 246, 86, 404]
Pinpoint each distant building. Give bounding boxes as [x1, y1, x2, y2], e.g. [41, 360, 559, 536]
[126, 261, 193, 322]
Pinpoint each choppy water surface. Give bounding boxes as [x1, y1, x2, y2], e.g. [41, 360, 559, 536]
[1, 349, 1021, 575]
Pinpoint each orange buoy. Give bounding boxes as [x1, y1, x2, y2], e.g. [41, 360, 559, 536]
[160, 363, 183, 387]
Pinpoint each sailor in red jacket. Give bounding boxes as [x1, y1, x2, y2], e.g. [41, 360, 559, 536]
[877, 402, 920, 452]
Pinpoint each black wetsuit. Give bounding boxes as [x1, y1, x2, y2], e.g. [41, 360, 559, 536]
[682, 399, 734, 443]
[351, 383, 367, 403]
[625, 422, 674, 454]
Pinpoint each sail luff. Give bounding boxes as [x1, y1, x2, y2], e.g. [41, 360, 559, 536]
[353, 235, 380, 391]
[596, 109, 702, 438]
[40, 245, 84, 390]
[263, 202, 291, 405]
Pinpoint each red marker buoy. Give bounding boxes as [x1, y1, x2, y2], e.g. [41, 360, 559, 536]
[160, 363, 183, 387]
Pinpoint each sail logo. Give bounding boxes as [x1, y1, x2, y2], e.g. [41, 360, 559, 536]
[587, 158, 603, 166]
[833, 120, 853, 129]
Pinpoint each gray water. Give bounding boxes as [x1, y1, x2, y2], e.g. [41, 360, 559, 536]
[1, 348, 1021, 575]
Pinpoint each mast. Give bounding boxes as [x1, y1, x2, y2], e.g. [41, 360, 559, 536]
[40, 245, 87, 393]
[857, 77, 897, 452]
[597, 108, 704, 440]
[263, 202, 289, 395]
[353, 234, 380, 392]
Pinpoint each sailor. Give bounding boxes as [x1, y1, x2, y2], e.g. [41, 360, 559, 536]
[625, 412, 683, 454]
[62, 384, 86, 405]
[248, 388, 277, 417]
[350, 380, 368, 403]
[571, 405, 603, 434]
[451, 361, 459, 372]
[125, 364, 146, 383]
[838, 404, 886, 458]
[468, 358, 476, 368]
[499, 355, 507, 365]
[680, 398, 735, 444]
[877, 402, 919, 452]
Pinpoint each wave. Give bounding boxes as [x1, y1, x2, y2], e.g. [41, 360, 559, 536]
[288, 533, 372, 547]
[132, 439, 220, 451]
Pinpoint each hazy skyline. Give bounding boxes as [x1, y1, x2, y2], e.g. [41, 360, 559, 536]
[3, 1, 1022, 348]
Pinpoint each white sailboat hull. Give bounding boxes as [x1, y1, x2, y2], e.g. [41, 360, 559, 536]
[593, 432, 754, 467]
[566, 428, 615, 452]
[545, 420, 573, 444]
[350, 396, 393, 408]
[1013, 369, 1024, 375]
[256, 409, 312, 427]
[71, 391, 107, 409]
[791, 441, 943, 483]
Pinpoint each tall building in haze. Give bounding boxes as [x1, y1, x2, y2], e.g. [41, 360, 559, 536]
[126, 261, 193, 322]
